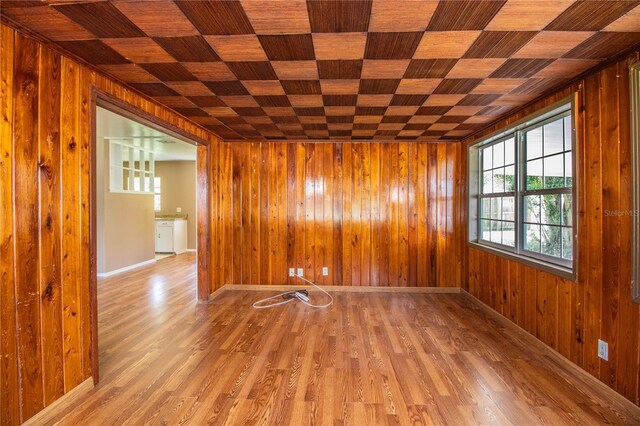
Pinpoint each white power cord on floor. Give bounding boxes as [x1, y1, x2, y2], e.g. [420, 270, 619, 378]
[252, 273, 333, 309]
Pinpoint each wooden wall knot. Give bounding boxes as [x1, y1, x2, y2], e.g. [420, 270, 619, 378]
[21, 78, 36, 97]
[43, 282, 54, 300]
[38, 158, 52, 175]
[68, 138, 77, 150]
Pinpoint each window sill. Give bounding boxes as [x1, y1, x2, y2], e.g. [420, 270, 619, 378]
[467, 241, 576, 281]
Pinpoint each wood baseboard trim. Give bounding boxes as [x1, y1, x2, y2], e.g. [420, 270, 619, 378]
[460, 289, 640, 414]
[207, 284, 228, 301]
[210, 284, 460, 300]
[23, 377, 94, 425]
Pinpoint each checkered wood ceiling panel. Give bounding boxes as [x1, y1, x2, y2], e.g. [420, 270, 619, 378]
[3, 0, 640, 141]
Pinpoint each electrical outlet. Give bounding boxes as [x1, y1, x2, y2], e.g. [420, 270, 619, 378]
[297, 268, 304, 277]
[322, 267, 328, 276]
[176, 207, 182, 213]
[289, 268, 295, 277]
[598, 339, 608, 361]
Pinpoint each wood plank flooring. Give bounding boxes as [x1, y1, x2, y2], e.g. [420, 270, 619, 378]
[35, 253, 640, 425]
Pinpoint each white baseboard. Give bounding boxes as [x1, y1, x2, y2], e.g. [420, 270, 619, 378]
[185, 248, 197, 252]
[97, 258, 156, 278]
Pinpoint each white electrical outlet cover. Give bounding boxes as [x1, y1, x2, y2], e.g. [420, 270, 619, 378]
[297, 268, 303, 277]
[289, 268, 295, 277]
[598, 339, 608, 361]
[176, 207, 182, 213]
[322, 267, 328, 276]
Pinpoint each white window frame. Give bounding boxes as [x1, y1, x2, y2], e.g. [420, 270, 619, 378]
[154, 177, 161, 212]
[468, 97, 577, 280]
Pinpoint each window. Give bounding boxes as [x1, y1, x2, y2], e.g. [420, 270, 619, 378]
[154, 177, 161, 212]
[469, 100, 575, 277]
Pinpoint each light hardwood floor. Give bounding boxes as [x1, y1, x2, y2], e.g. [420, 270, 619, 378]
[35, 253, 639, 425]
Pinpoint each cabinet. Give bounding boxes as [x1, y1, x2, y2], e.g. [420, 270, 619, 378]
[155, 219, 187, 254]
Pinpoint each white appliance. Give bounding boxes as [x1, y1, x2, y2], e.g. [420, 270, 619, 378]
[155, 219, 187, 254]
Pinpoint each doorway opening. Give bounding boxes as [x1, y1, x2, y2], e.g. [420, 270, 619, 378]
[90, 91, 211, 384]
[96, 107, 197, 275]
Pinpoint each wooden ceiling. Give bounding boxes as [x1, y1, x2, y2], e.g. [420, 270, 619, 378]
[2, 0, 640, 141]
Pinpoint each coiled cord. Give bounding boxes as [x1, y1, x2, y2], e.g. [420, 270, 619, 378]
[252, 274, 333, 309]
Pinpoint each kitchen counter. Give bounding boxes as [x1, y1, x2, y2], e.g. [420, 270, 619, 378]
[155, 214, 188, 221]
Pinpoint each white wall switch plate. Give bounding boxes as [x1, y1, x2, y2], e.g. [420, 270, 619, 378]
[322, 267, 328, 276]
[297, 268, 304, 277]
[598, 339, 608, 361]
[289, 268, 295, 277]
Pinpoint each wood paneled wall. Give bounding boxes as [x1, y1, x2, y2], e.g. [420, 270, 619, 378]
[208, 141, 466, 290]
[0, 22, 467, 424]
[0, 24, 219, 424]
[465, 51, 640, 405]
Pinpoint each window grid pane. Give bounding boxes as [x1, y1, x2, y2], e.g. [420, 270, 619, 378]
[525, 117, 572, 191]
[481, 137, 516, 196]
[479, 195, 515, 247]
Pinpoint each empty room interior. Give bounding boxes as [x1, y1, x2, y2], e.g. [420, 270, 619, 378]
[2, 1, 640, 425]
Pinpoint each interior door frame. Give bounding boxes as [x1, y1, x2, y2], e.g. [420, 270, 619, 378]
[89, 88, 211, 383]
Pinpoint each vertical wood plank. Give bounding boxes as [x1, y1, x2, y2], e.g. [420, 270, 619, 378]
[427, 144, 437, 287]
[342, 143, 352, 286]
[407, 143, 418, 287]
[13, 33, 45, 420]
[583, 71, 603, 377]
[333, 144, 343, 285]
[379, 144, 390, 286]
[286, 143, 296, 286]
[197, 144, 210, 296]
[416, 144, 427, 287]
[389, 143, 399, 286]
[295, 143, 306, 282]
[276, 143, 287, 285]
[257, 144, 270, 284]
[369, 143, 380, 287]
[0, 24, 20, 426]
[351, 143, 361, 286]
[314, 142, 324, 284]
[250, 142, 261, 284]
[266, 144, 277, 285]
[38, 46, 64, 405]
[323, 144, 334, 286]
[231, 144, 242, 284]
[304, 143, 315, 282]
[79, 67, 94, 376]
[60, 56, 82, 393]
[241, 144, 252, 284]
[361, 143, 371, 287]
[599, 63, 621, 388]
[398, 142, 409, 287]
[436, 143, 447, 287]
[222, 143, 233, 285]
